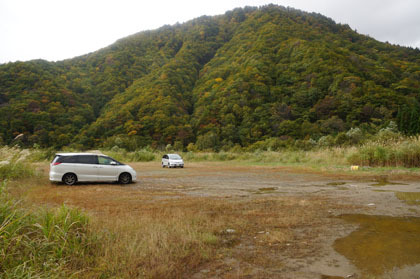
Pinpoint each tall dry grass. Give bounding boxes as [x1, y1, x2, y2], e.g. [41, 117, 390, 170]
[0, 146, 34, 180]
[347, 137, 420, 167]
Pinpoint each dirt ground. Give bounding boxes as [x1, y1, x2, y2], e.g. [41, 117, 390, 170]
[30, 162, 420, 278]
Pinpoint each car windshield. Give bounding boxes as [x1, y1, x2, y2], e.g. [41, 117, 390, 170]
[169, 154, 182, 159]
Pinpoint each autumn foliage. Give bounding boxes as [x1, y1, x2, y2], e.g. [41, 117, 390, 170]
[1, 5, 419, 150]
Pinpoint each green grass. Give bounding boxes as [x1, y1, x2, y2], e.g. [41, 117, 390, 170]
[0, 181, 98, 278]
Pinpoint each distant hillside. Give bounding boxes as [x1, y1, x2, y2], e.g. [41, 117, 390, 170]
[1, 5, 420, 150]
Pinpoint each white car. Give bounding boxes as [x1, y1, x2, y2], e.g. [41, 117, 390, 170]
[49, 153, 137, 185]
[162, 154, 184, 168]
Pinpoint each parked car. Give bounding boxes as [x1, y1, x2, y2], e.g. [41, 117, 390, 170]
[49, 153, 137, 185]
[161, 154, 184, 168]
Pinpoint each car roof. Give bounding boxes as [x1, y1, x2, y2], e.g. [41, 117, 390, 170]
[55, 152, 104, 156]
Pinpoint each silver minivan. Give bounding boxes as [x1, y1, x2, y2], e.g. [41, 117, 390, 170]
[50, 153, 137, 185]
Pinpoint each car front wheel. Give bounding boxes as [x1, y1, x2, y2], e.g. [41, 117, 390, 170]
[119, 172, 132, 184]
[63, 173, 77, 186]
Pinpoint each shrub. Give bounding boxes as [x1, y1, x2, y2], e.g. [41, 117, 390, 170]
[318, 135, 335, 147]
[346, 127, 363, 144]
[173, 141, 184, 152]
[132, 149, 156, 162]
[211, 152, 237, 161]
[28, 148, 56, 162]
[195, 132, 219, 151]
[186, 143, 197, 152]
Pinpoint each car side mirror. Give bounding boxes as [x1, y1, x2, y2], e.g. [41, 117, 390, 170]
[110, 161, 117, 165]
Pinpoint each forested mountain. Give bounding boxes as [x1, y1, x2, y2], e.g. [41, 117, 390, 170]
[1, 5, 420, 150]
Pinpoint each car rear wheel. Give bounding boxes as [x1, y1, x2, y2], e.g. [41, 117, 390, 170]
[119, 172, 132, 184]
[63, 173, 77, 186]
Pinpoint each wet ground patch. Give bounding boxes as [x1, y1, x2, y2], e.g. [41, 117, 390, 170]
[326, 182, 346, 186]
[395, 192, 420, 205]
[370, 176, 407, 186]
[246, 187, 280, 194]
[257, 187, 277, 192]
[320, 275, 345, 279]
[334, 214, 420, 277]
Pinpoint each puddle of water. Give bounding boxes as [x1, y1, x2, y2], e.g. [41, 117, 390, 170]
[244, 187, 282, 195]
[370, 176, 406, 187]
[326, 182, 346, 186]
[320, 275, 345, 279]
[395, 192, 420, 206]
[258, 187, 277, 192]
[334, 214, 420, 277]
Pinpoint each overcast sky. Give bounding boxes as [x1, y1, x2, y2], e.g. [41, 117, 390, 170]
[1, 0, 419, 64]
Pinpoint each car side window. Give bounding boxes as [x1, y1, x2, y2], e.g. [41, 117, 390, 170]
[57, 156, 67, 163]
[60, 156, 78, 163]
[65, 156, 79, 163]
[98, 156, 116, 165]
[77, 155, 98, 164]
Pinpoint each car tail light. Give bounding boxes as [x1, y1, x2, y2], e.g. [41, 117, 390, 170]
[53, 162, 61, 166]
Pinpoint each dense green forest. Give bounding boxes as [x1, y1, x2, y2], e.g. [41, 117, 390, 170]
[1, 5, 420, 150]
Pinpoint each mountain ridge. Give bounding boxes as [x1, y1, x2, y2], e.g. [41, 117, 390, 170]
[1, 4, 420, 150]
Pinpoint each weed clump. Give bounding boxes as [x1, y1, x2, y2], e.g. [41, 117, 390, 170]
[0, 181, 97, 277]
[0, 147, 34, 180]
